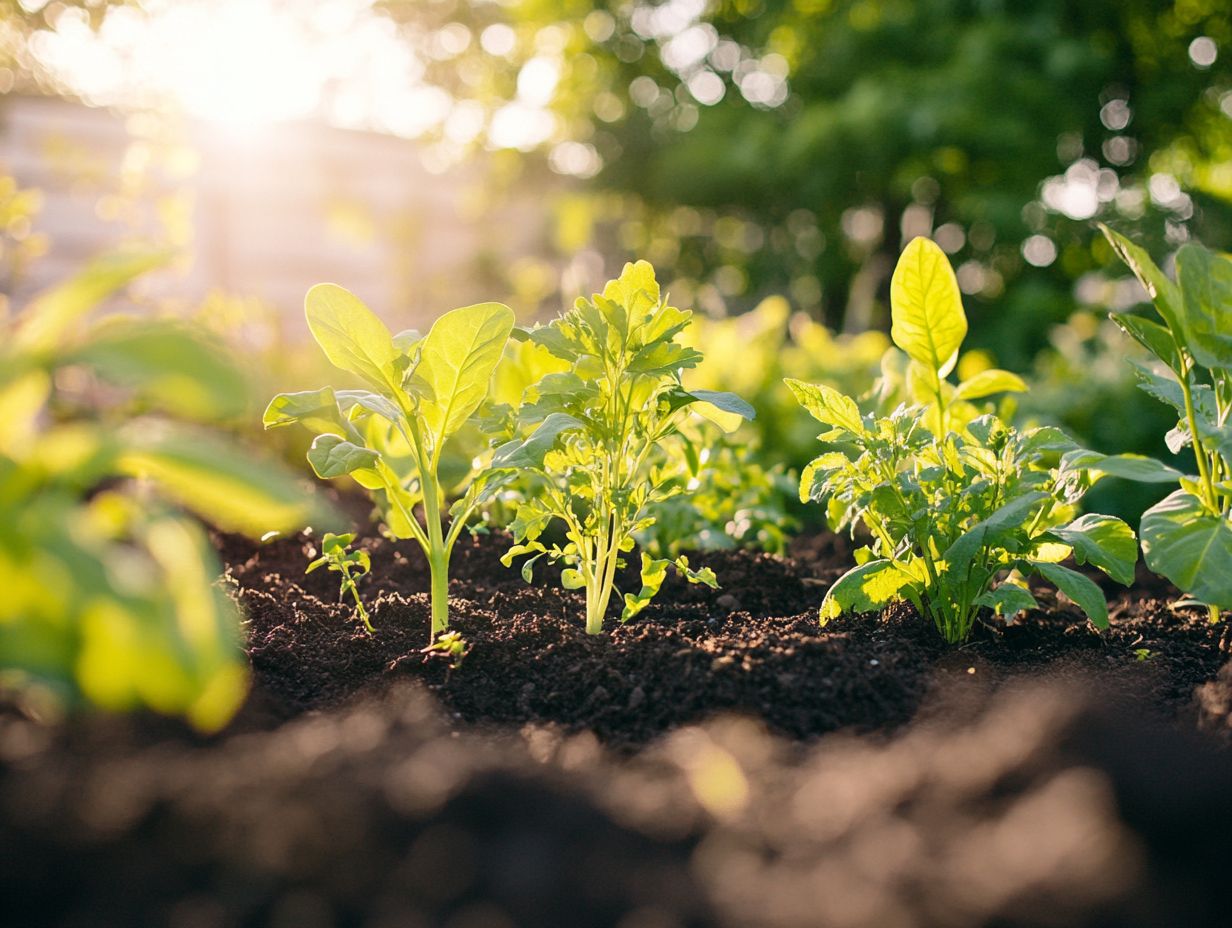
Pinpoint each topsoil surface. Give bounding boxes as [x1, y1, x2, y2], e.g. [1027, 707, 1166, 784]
[215, 527, 1232, 746]
[3, 524, 1232, 928]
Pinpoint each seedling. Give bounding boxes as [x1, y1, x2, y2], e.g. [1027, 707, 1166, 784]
[498, 261, 754, 633]
[1094, 226, 1232, 623]
[306, 532, 373, 632]
[266, 285, 514, 642]
[421, 630, 469, 668]
[789, 238, 1137, 643]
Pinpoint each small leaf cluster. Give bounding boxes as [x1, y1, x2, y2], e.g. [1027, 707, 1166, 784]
[306, 532, 373, 633]
[789, 238, 1137, 643]
[498, 261, 753, 633]
[1097, 226, 1232, 620]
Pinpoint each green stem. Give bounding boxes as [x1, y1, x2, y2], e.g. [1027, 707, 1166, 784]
[1179, 365, 1218, 511]
[346, 576, 374, 634]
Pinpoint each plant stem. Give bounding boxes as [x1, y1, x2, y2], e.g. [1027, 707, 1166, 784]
[1179, 365, 1218, 511]
[429, 551, 449, 637]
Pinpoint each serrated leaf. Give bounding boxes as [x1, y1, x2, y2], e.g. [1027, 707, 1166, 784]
[1047, 514, 1138, 586]
[889, 237, 967, 377]
[418, 302, 515, 444]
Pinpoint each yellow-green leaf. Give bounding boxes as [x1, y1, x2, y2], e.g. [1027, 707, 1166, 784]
[304, 284, 399, 393]
[952, 368, 1028, 401]
[418, 302, 515, 444]
[890, 237, 967, 377]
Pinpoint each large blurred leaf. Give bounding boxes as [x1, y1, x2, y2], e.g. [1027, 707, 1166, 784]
[418, 301, 514, 444]
[70, 321, 248, 419]
[889, 237, 966, 378]
[117, 428, 318, 535]
[13, 250, 173, 353]
[304, 283, 400, 393]
[1140, 489, 1232, 609]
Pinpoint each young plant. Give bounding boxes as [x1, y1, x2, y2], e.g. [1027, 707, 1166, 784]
[788, 238, 1138, 643]
[307, 532, 373, 633]
[499, 261, 755, 634]
[1095, 226, 1232, 622]
[266, 285, 514, 641]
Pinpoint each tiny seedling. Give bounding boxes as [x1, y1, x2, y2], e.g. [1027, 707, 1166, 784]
[306, 532, 373, 633]
[421, 630, 469, 668]
[789, 238, 1138, 643]
[498, 261, 755, 633]
[266, 285, 514, 643]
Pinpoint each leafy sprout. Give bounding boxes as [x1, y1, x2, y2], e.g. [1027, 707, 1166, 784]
[307, 532, 374, 633]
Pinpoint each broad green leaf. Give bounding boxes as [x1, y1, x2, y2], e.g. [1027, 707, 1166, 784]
[13, 249, 173, 353]
[1140, 490, 1232, 609]
[561, 567, 585, 590]
[1047, 514, 1138, 586]
[621, 553, 670, 621]
[952, 369, 1028, 401]
[118, 429, 318, 536]
[306, 434, 381, 481]
[1062, 449, 1184, 484]
[819, 559, 910, 624]
[784, 378, 864, 435]
[1099, 224, 1185, 335]
[334, 390, 403, 424]
[492, 412, 583, 469]
[685, 388, 757, 433]
[799, 451, 850, 503]
[1032, 561, 1110, 629]
[1020, 426, 1081, 456]
[889, 237, 966, 377]
[602, 260, 661, 316]
[1176, 243, 1232, 370]
[418, 302, 515, 444]
[975, 581, 1038, 617]
[70, 322, 248, 419]
[305, 284, 399, 393]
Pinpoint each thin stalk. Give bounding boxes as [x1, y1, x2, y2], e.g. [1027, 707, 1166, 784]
[343, 573, 374, 634]
[1179, 364, 1218, 511]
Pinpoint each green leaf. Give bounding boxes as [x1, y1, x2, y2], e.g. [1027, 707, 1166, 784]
[418, 302, 515, 444]
[799, 451, 850, 503]
[118, 429, 318, 536]
[1176, 243, 1232, 370]
[561, 567, 586, 590]
[14, 249, 173, 353]
[819, 559, 910, 625]
[1032, 561, 1110, 629]
[492, 412, 583, 469]
[264, 387, 353, 436]
[784, 378, 865, 435]
[674, 554, 719, 588]
[621, 553, 670, 621]
[335, 390, 403, 424]
[1140, 490, 1232, 609]
[889, 237, 967, 377]
[975, 581, 1038, 617]
[70, 322, 248, 420]
[304, 284, 400, 393]
[942, 491, 1049, 576]
[1062, 449, 1184, 484]
[1047, 514, 1138, 586]
[306, 434, 381, 481]
[683, 389, 757, 430]
[1099, 224, 1185, 336]
[1110, 313, 1181, 373]
[952, 368, 1028, 401]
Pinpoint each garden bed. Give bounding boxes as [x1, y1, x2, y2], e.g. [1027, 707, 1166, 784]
[3, 529, 1231, 928]
[219, 528, 1230, 745]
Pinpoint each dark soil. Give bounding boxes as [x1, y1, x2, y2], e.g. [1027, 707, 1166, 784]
[216, 527, 1231, 747]
[4, 527, 1232, 927]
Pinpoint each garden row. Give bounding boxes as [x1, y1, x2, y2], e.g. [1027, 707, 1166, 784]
[3, 228, 1230, 732]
